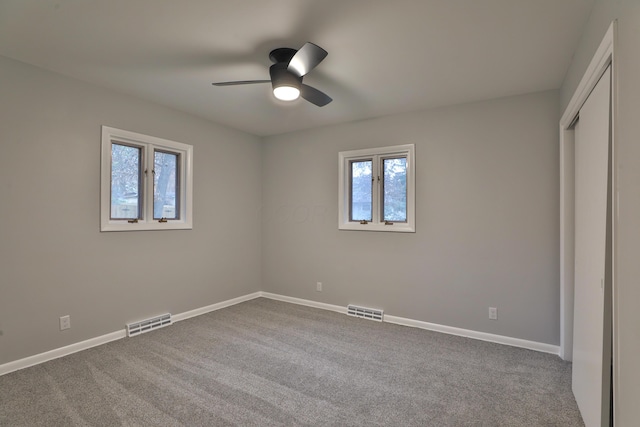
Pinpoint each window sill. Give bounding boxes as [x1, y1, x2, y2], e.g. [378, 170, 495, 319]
[338, 222, 415, 233]
[101, 220, 192, 232]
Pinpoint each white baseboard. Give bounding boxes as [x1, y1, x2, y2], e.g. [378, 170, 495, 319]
[0, 330, 126, 377]
[172, 292, 262, 322]
[384, 314, 560, 355]
[260, 292, 560, 355]
[0, 291, 263, 377]
[258, 292, 347, 314]
[1, 290, 559, 376]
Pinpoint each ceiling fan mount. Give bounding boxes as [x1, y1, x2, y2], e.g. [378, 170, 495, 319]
[212, 42, 332, 107]
[268, 47, 297, 64]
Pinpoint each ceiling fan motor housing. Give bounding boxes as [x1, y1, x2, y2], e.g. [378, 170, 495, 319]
[269, 62, 302, 91]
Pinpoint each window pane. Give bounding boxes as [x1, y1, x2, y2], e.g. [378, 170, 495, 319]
[382, 157, 407, 222]
[350, 160, 372, 221]
[154, 150, 179, 220]
[111, 143, 141, 219]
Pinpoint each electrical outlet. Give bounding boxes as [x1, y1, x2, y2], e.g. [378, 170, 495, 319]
[489, 307, 498, 320]
[60, 315, 71, 330]
[316, 282, 323, 292]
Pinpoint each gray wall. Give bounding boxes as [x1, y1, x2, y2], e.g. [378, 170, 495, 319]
[560, 0, 640, 423]
[0, 55, 263, 365]
[0, 42, 575, 374]
[262, 90, 560, 345]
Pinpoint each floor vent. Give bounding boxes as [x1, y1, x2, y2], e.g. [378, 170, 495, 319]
[347, 305, 384, 322]
[127, 313, 172, 337]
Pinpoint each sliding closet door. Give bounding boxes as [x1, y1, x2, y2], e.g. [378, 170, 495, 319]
[572, 65, 611, 427]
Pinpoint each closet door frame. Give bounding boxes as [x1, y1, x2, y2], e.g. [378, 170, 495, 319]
[559, 19, 617, 423]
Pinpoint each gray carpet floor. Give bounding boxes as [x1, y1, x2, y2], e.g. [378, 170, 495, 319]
[0, 298, 584, 426]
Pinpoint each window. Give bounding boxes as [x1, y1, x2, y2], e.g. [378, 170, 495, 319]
[339, 144, 415, 232]
[101, 126, 193, 231]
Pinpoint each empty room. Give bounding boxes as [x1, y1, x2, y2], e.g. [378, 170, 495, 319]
[1, 0, 639, 426]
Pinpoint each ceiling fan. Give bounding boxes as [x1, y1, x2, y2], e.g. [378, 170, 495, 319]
[212, 42, 332, 107]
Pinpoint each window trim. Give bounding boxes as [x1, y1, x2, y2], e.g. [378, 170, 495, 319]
[348, 158, 373, 222]
[338, 144, 415, 232]
[100, 126, 193, 232]
[152, 148, 181, 220]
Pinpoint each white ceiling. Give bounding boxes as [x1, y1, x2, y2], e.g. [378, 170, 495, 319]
[0, 0, 594, 137]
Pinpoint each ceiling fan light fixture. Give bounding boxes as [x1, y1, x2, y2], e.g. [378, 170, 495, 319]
[270, 62, 302, 102]
[273, 85, 300, 101]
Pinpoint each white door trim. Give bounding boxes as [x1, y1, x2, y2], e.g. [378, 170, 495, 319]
[559, 20, 616, 362]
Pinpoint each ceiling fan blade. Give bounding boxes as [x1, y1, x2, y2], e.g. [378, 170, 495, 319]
[288, 42, 328, 77]
[212, 80, 270, 86]
[300, 84, 332, 107]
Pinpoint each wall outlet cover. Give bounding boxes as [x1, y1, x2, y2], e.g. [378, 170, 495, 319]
[60, 315, 71, 330]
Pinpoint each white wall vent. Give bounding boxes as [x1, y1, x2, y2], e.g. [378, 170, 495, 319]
[127, 313, 172, 337]
[347, 305, 383, 322]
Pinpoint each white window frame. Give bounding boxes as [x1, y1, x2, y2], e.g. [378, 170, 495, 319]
[100, 126, 193, 232]
[338, 144, 415, 232]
